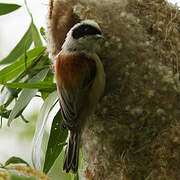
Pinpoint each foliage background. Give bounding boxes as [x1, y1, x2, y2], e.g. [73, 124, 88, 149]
[0, 0, 73, 179]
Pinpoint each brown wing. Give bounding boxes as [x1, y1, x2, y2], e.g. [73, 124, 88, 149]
[55, 52, 96, 130]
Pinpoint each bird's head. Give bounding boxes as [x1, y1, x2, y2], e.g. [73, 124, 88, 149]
[62, 20, 103, 52]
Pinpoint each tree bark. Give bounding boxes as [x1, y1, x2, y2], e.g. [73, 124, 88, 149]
[47, 0, 180, 179]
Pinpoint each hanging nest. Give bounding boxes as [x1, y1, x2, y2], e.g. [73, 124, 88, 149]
[47, 0, 180, 179]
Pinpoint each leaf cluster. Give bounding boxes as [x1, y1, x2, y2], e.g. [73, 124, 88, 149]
[0, 2, 77, 179]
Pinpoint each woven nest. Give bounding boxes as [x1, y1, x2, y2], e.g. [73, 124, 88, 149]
[47, 0, 180, 179]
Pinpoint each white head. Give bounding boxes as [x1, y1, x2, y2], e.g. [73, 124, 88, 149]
[62, 20, 103, 53]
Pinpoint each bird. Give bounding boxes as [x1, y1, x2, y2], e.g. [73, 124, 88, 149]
[55, 19, 105, 173]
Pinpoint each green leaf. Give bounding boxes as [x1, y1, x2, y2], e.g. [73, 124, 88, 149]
[73, 174, 79, 180]
[43, 110, 68, 173]
[5, 156, 30, 167]
[0, 88, 21, 109]
[2, 81, 56, 91]
[0, 23, 33, 65]
[40, 27, 45, 36]
[32, 91, 58, 170]
[0, 3, 21, 16]
[0, 87, 14, 106]
[40, 92, 50, 100]
[40, 71, 54, 100]
[0, 109, 11, 119]
[8, 69, 49, 126]
[0, 47, 46, 83]
[32, 24, 43, 47]
[40, 27, 47, 41]
[24, 0, 42, 47]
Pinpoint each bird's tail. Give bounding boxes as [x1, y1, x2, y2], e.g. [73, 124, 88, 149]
[63, 130, 80, 173]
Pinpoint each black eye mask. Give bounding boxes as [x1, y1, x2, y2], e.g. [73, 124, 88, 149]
[72, 24, 101, 39]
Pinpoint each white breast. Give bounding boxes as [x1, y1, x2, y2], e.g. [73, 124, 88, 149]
[87, 52, 105, 111]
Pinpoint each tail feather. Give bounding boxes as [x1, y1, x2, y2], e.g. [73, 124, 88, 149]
[72, 135, 80, 172]
[63, 131, 80, 173]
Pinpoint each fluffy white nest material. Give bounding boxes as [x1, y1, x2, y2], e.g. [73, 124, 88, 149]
[46, 0, 180, 179]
